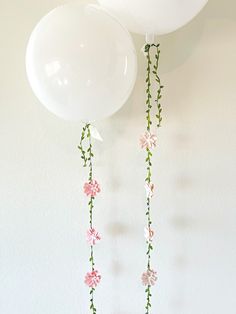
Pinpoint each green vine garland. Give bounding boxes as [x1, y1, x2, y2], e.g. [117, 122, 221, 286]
[142, 43, 164, 314]
[78, 123, 101, 314]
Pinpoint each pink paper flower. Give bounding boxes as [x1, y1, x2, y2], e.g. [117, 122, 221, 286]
[87, 228, 101, 246]
[85, 270, 101, 288]
[141, 269, 157, 286]
[83, 180, 101, 197]
[145, 182, 155, 198]
[140, 131, 157, 150]
[144, 227, 154, 243]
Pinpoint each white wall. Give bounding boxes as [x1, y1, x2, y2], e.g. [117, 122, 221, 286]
[1, 1, 236, 313]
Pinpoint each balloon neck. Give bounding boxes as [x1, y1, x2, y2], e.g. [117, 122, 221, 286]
[145, 33, 155, 44]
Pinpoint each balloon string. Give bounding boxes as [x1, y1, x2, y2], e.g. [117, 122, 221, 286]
[145, 33, 155, 45]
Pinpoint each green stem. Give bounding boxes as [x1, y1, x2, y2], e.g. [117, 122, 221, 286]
[143, 42, 163, 314]
[144, 44, 153, 314]
[153, 44, 164, 128]
[78, 124, 97, 314]
[78, 125, 88, 167]
[87, 126, 97, 314]
[145, 44, 152, 131]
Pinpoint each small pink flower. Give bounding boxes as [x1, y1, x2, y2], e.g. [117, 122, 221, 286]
[141, 269, 157, 286]
[144, 227, 154, 243]
[140, 131, 157, 150]
[145, 182, 155, 198]
[85, 270, 101, 288]
[87, 228, 101, 246]
[83, 180, 101, 197]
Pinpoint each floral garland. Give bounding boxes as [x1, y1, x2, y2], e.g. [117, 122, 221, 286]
[140, 43, 163, 313]
[78, 123, 101, 314]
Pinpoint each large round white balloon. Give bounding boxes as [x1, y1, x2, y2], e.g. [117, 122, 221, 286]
[26, 3, 137, 121]
[97, 0, 208, 35]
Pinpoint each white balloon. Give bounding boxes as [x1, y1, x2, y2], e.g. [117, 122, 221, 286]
[26, 3, 137, 121]
[97, 0, 208, 35]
